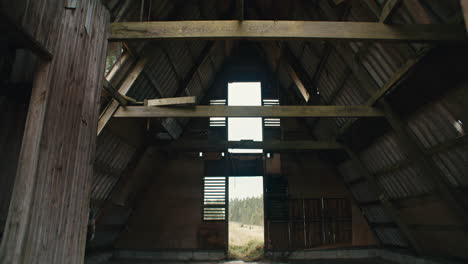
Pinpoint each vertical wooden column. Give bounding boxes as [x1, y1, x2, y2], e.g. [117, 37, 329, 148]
[0, 0, 109, 263]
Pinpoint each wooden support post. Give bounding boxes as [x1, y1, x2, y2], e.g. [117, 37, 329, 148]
[343, 147, 423, 254]
[98, 57, 148, 136]
[238, 0, 244, 20]
[114, 105, 384, 118]
[0, 1, 109, 263]
[380, 0, 401, 23]
[462, 0, 468, 31]
[110, 21, 468, 42]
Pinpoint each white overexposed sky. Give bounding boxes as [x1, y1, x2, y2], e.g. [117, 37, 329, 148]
[229, 177, 263, 200]
[227, 82, 263, 153]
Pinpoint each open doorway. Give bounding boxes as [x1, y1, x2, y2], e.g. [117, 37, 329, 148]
[228, 176, 264, 260]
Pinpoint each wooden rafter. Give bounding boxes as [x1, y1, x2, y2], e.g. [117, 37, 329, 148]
[335, 44, 429, 136]
[379, 0, 401, 23]
[159, 140, 342, 151]
[110, 21, 467, 42]
[261, 42, 311, 102]
[113, 105, 384, 118]
[98, 57, 148, 135]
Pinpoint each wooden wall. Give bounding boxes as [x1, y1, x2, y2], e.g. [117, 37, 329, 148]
[115, 155, 227, 250]
[265, 151, 377, 250]
[0, 0, 109, 263]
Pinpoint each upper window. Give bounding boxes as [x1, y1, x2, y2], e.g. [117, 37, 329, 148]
[227, 82, 263, 154]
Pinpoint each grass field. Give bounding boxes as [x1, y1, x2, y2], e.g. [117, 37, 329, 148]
[229, 222, 264, 261]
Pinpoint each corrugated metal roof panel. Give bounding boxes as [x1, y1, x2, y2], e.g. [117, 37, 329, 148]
[432, 145, 468, 187]
[362, 205, 392, 224]
[374, 227, 408, 247]
[407, 103, 462, 149]
[360, 132, 407, 174]
[377, 164, 434, 199]
[163, 40, 193, 79]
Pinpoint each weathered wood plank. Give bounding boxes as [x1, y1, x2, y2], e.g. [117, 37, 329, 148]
[380, 0, 401, 23]
[160, 140, 342, 151]
[114, 105, 384, 118]
[0, 1, 109, 263]
[97, 57, 148, 136]
[110, 21, 467, 42]
[145, 96, 196, 107]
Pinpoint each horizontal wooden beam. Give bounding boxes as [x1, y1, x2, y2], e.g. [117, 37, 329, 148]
[159, 140, 343, 151]
[110, 21, 467, 42]
[144, 96, 196, 106]
[114, 105, 384, 118]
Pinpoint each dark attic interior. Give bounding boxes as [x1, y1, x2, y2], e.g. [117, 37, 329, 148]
[2, 0, 468, 264]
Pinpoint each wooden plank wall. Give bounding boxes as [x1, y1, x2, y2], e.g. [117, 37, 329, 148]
[0, 0, 109, 263]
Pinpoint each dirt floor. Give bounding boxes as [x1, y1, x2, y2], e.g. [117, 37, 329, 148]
[229, 221, 264, 246]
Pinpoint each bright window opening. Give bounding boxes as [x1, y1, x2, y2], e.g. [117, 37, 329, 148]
[227, 82, 262, 154]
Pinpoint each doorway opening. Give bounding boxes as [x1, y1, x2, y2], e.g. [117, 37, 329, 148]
[228, 176, 264, 261]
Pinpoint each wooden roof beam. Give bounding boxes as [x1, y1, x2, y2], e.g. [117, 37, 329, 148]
[114, 105, 384, 118]
[379, 0, 402, 23]
[110, 21, 467, 42]
[158, 140, 343, 151]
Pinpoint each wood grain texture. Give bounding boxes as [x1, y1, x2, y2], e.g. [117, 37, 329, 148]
[114, 105, 384, 118]
[110, 21, 468, 42]
[0, 0, 109, 263]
